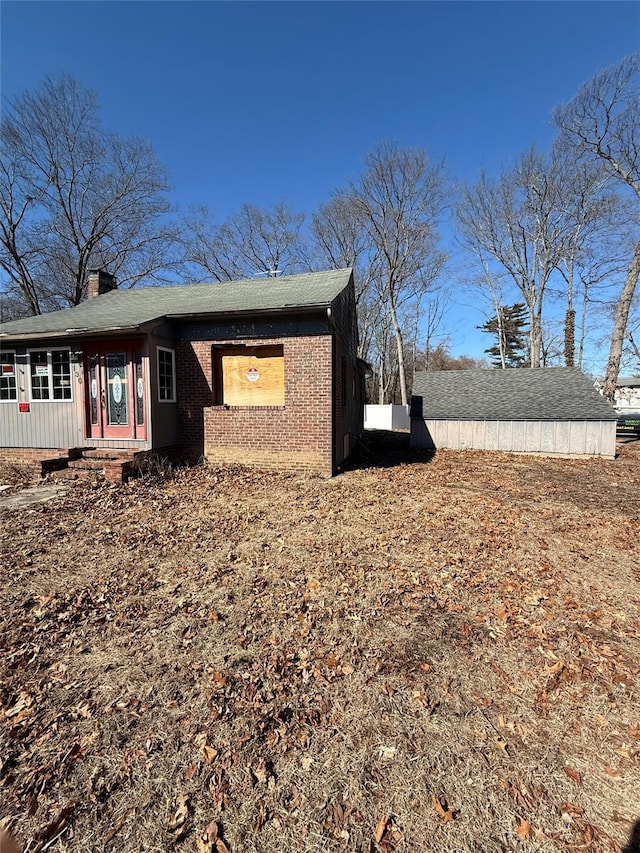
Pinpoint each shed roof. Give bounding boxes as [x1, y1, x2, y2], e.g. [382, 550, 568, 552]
[412, 367, 618, 422]
[0, 268, 353, 341]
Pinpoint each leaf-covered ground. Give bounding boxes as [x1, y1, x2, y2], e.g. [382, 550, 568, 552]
[1, 436, 639, 853]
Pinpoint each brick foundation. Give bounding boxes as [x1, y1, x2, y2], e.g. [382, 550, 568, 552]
[0, 447, 68, 475]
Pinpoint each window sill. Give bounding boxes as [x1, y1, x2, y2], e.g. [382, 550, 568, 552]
[210, 404, 286, 411]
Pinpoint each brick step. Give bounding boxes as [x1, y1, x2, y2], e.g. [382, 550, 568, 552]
[81, 449, 136, 461]
[42, 448, 137, 484]
[67, 458, 107, 471]
[50, 467, 100, 481]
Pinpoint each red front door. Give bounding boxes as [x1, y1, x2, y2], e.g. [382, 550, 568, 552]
[85, 344, 146, 440]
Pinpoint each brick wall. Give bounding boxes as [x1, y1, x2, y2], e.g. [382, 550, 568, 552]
[177, 335, 334, 476]
[329, 277, 364, 468]
[0, 447, 66, 464]
[0, 446, 67, 476]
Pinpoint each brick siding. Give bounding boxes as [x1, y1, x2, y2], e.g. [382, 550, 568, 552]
[177, 335, 334, 476]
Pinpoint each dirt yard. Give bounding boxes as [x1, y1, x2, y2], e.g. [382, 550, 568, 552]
[1, 436, 639, 853]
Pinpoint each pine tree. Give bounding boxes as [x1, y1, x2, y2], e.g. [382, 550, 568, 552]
[479, 303, 529, 368]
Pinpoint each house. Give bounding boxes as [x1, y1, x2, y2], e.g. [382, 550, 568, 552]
[410, 367, 618, 458]
[612, 377, 640, 413]
[0, 268, 365, 479]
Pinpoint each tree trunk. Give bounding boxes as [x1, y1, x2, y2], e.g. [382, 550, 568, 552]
[389, 296, 408, 405]
[529, 312, 542, 368]
[496, 306, 507, 369]
[378, 355, 385, 405]
[564, 309, 576, 367]
[602, 239, 640, 402]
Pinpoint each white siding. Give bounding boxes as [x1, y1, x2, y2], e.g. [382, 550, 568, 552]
[411, 419, 616, 458]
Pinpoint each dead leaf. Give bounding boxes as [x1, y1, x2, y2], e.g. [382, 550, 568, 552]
[202, 745, 218, 764]
[184, 762, 200, 780]
[495, 603, 507, 621]
[432, 793, 453, 823]
[493, 735, 509, 755]
[34, 802, 76, 846]
[563, 766, 582, 785]
[167, 793, 191, 839]
[374, 814, 389, 842]
[197, 820, 220, 853]
[516, 817, 531, 839]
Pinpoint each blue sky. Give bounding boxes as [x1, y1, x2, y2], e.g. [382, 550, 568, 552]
[2, 1, 639, 365]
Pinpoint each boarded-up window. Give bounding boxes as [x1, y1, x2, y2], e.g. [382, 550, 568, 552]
[214, 345, 284, 407]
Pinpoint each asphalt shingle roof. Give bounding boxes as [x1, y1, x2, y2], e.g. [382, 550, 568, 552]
[412, 367, 618, 422]
[0, 269, 353, 339]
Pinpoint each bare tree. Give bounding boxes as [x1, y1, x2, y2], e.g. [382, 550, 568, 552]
[553, 54, 640, 400]
[346, 142, 447, 404]
[310, 193, 382, 367]
[0, 75, 178, 314]
[457, 149, 570, 368]
[183, 201, 307, 281]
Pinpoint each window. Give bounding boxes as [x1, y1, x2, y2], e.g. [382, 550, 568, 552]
[0, 351, 17, 401]
[213, 345, 285, 407]
[52, 349, 72, 399]
[157, 347, 176, 402]
[28, 349, 72, 401]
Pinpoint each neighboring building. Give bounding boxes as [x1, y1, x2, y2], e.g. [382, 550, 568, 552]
[0, 268, 365, 478]
[612, 377, 640, 413]
[410, 367, 618, 458]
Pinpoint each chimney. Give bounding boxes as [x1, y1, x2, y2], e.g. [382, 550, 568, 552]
[87, 269, 117, 299]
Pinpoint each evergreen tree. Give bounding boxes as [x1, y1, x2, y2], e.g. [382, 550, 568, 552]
[479, 303, 529, 368]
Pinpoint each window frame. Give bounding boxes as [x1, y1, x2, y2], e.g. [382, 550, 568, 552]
[157, 346, 176, 403]
[0, 350, 18, 402]
[28, 347, 73, 402]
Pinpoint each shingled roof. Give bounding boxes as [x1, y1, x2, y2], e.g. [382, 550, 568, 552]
[0, 268, 353, 340]
[412, 367, 618, 422]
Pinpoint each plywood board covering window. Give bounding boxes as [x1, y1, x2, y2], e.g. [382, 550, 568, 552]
[218, 346, 284, 406]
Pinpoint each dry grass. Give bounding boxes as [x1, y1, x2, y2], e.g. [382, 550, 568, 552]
[1, 436, 639, 853]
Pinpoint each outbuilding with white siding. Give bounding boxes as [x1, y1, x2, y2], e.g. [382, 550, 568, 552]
[410, 367, 618, 459]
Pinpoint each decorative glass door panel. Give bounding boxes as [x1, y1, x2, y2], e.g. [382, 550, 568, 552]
[135, 351, 145, 428]
[88, 354, 100, 428]
[84, 343, 146, 440]
[106, 352, 129, 426]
